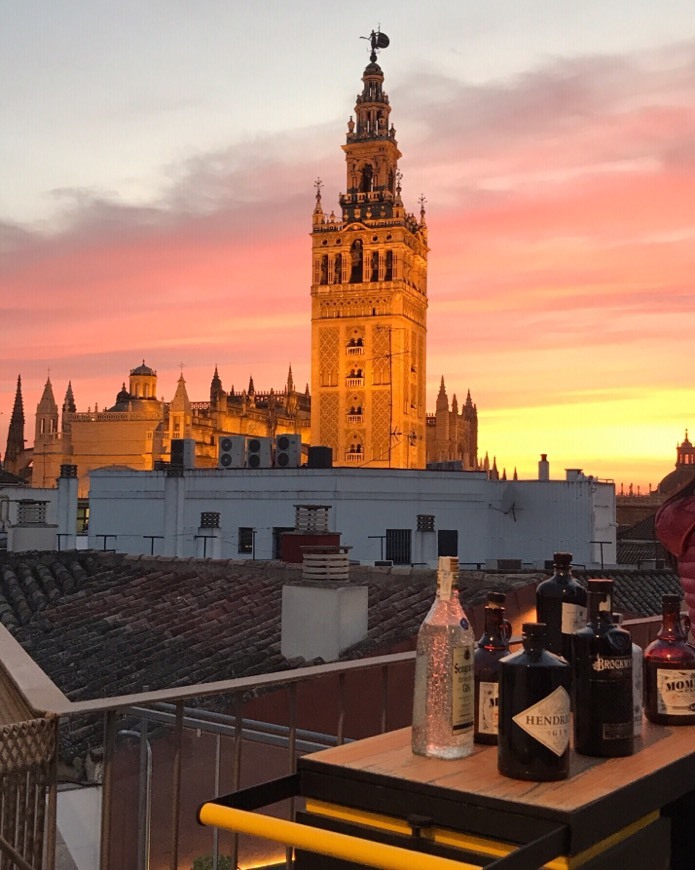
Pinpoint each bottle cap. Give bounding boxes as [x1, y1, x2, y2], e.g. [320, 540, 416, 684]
[522, 622, 547, 639]
[486, 591, 506, 606]
[553, 552, 572, 568]
[662, 594, 681, 607]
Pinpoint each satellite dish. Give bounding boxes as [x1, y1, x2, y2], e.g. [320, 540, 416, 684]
[500, 484, 521, 521]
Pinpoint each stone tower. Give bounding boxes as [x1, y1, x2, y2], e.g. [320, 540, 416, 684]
[310, 33, 429, 468]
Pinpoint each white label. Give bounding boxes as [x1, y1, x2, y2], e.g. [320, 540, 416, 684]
[656, 668, 695, 716]
[561, 602, 587, 634]
[477, 681, 499, 735]
[452, 645, 474, 731]
[633, 646, 643, 735]
[513, 686, 570, 756]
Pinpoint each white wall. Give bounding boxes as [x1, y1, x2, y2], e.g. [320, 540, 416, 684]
[87, 467, 616, 568]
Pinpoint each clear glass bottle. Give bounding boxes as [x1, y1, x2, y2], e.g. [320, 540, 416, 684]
[573, 579, 634, 757]
[412, 556, 475, 759]
[644, 594, 695, 725]
[613, 612, 643, 737]
[474, 591, 512, 744]
[498, 622, 571, 781]
[536, 552, 587, 660]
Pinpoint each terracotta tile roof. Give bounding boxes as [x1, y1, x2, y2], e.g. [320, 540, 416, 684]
[572, 568, 682, 619]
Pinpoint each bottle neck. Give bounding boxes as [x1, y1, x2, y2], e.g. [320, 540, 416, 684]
[481, 607, 509, 647]
[436, 570, 456, 600]
[521, 635, 546, 659]
[588, 590, 613, 624]
[659, 605, 688, 641]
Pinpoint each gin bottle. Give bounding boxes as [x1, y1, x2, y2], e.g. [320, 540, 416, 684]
[536, 552, 587, 660]
[573, 580, 634, 757]
[474, 591, 512, 744]
[412, 557, 475, 759]
[644, 594, 695, 725]
[498, 622, 571, 781]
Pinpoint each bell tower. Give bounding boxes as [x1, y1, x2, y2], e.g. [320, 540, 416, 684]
[310, 31, 428, 468]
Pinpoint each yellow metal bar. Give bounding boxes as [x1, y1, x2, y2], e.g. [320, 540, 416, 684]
[198, 802, 482, 870]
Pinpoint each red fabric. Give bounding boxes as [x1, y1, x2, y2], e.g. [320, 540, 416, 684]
[655, 496, 695, 624]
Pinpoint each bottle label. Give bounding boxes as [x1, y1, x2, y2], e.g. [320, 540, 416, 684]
[602, 721, 633, 740]
[591, 654, 632, 675]
[452, 645, 474, 731]
[656, 668, 695, 716]
[633, 647, 643, 735]
[477, 681, 499, 735]
[561, 602, 587, 634]
[513, 685, 570, 756]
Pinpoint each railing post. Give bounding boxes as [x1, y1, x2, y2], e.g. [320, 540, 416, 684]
[230, 694, 243, 870]
[169, 701, 184, 870]
[286, 683, 298, 869]
[100, 710, 117, 870]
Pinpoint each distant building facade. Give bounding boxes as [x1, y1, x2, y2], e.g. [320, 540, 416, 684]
[7, 362, 310, 496]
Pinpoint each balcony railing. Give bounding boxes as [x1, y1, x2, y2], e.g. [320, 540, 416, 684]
[345, 377, 364, 387]
[346, 414, 364, 424]
[0, 621, 414, 870]
[346, 345, 364, 356]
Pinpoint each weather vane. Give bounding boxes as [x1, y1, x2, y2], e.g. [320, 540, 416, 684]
[361, 26, 390, 62]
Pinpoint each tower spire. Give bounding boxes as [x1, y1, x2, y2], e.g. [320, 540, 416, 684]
[4, 375, 25, 470]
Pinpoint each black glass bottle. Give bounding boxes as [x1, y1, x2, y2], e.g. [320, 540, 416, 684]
[474, 592, 511, 744]
[498, 622, 571, 781]
[573, 579, 634, 757]
[536, 552, 587, 660]
[644, 594, 695, 725]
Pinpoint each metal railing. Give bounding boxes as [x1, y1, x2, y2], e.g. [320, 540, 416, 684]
[0, 621, 414, 870]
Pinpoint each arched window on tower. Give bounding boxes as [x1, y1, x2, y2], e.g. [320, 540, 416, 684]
[350, 240, 363, 283]
[320, 254, 329, 285]
[334, 253, 342, 283]
[385, 250, 394, 280]
[360, 164, 374, 193]
[370, 251, 379, 282]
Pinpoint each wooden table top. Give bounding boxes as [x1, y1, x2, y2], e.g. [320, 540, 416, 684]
[302, 720, 695, 817]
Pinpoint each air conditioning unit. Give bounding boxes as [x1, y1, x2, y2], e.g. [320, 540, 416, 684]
[170, 438, 196, 470]
[246, 436, 273, 469]
[275, 433, 302, 468]
[218, 435, 246, 469]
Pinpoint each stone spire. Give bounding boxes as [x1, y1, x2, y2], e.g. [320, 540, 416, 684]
[4, 375, 25, 468]
[35, 376, 59, 443]
[210, 365, 223, 405]
[63, 381, 76, 414]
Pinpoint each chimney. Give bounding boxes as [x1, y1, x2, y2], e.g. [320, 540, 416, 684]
[538, 454, 550, 481]
[281, 545, 367, 662]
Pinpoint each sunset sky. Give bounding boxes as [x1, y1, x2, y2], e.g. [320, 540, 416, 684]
[2, 1, 695, 490]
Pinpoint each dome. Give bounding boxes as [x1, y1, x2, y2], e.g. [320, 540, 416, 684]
[657, 465, 695, 498]
[130, 360, 156, 376]
[108, 383, 131, 412]
[363, 61, 383, 76]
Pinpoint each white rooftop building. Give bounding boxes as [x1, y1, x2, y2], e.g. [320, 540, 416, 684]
[85, 462, 616, 568]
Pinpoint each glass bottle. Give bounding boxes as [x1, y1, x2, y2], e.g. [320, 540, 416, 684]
[412, 556, 475, 759]
[644, 594, 695, 725]
[474, 591, 512, 744]
[498, 622, 571, 781]
[613, 612, 643, 737]
[573, 579, 634, 757]
[536, 552, 588, 660]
